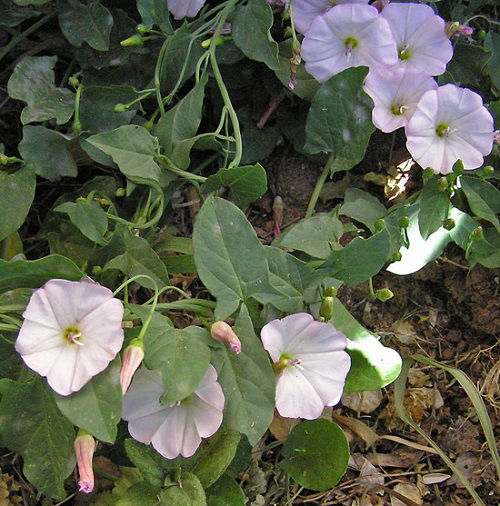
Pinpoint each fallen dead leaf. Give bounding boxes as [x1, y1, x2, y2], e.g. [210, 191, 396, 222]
[331, 412, 379, 448]
[268, 410, 299, 441]
[342, 390, 383, 413]
[390, 483, 423, 506]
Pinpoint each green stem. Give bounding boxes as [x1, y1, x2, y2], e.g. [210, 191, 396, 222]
[305, 154, 335, 218]
[154, 37, 171, 116]
[157, 155, 207, 182]
[72, 83, 84, 134]
[368, 278, 376, 298]
[0, 12, 56, 63]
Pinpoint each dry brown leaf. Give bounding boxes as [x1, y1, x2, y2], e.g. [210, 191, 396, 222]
[379, 435, 438, 454]
[367, 453, 408, 468]
[407, 369, 431, 388]
[392, 320, 418, 344]
[342, 390, 383, 413]
[390, 483, 423, 506]
[268, 410, 299, 440]
[331, 412, 379, 448]
[422, 473, 451, 485]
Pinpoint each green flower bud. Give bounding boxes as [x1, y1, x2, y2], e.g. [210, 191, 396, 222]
[398, 216, 410, 228]
[324, 286, 337, 297]
[477, 30, 486, 41]
[91, 265, 102, 275]
[422, 167, 435, 183]
[443, 218, 456, 230]
[136, 24, 149, 34]
[436, 177, 449, 192]
[391, 251, 402, 262]
[482, 166, 494, 178]
[374, 219, 386, 231]
[68, 75, 80, 87]
[114, 103, 128, 113]
[472, 226, 483, 241]
[319, 296, 334, 321]
[375, 288, 394, 302]
[115, 188, 126, 197]
[120, 34, 144, 47]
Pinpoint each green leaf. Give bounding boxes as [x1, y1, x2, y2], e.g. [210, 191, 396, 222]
[7, 56, 75, 125]
[103, 227, 168, 290]
[339, 188, 386, 233]
[192, 197, 272, 320]
[331, 298, 402, 391]
[418, 179, 451, 240]
[155, 74, 207, 168]
[0, 378, 75, 499]
[0, 1, 40, 27]
[485, 31, 500, 90]
[124, 439, 168, 487]
[58, 0, 113, 51]
[207, 474, 245, 506]
[281, 419, 349, 491]
[160, 471, 206, 504]
[204, 164, 268, 209]
[0, 165, 35, 242]
[54, 199, 108, 245]
[232, 0, 280, 71]
[137, 0, 172, 32]
[191, 426, 240, 488]
[54, 358, 122, 443]
[304, 67, 375, 173]
[445, 43, 491, 88]
[143, 326, 211, 405]
[273, 213, 343, 259]
[47, 221, 96, 266]
[240, 120, 280, 165]
[0, 254, 83, 293]
[461, 176, 500, 232]
[320, 228, 390, 285]
[0, 338, 23, 380]
[211, 305, 275, 446]
[116, 482, 161, 506]
[87, 125, 161, 183]
[19, 125, 78, 180]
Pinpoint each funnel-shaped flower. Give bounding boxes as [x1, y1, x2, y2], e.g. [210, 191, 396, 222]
[381, 3, 452, 76]
[123, 365, 224, 459]
[406, 84, 494, 174]
[288, 0, 370, 35]
[168, 0, 206, 19]
[74, 431, 96, 494]
[261, 313, 351, 420]
[363, 67, 437, 132]
[301, 4, 398, 83]
[15, 279, 124, 396]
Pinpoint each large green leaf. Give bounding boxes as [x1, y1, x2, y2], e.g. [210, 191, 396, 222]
[19, 125, 78, 180]
[281, 419, 349, 491]
[7, 56, 75, 125]
[204, 164, 268, 209]
[232, 0, 280, 71]
[54, 358, 123, 443]
[207, 474, 245, 506]
[418, 179, 451, 240]
[211, 305, 275, 445]
[0, 254, 83, 293]
[0, 1, 40, 27]
[160, 471, 206, 505]
[143, 326, 211, 405]
[116, 482, 161, 506]
[137, 0, 172, 32]
[331, 298, 402, 391]
[0, 378, 75, 500]
[87, 125, 161, 183]
[0, 164, 35, 242]
[339, 188, 386, 233]
[58, 0, 113, 50]
[445, 43, 491, 88]
[319, 228, 390, 285]
[461, 176, 500, 233]
[485, 31, 500, 90]
[192, 197, 272, 320]
[124, 439, 169, 487]
[304, 67, 375, 173]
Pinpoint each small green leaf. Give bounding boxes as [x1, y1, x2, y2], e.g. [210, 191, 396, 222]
[137, 0, 172, 32]
[340, 188, 386, 233]
[0, 378, 75, 500]
[418, 179, 451, 240]
[204, 164, 268, 208]
[0, 1, 40, 27]
[207, 474, 245, 506]
[0, 164, 35, 242]
[304, 67, 375, 173]
[211, 305, 275, 445]
[58, 0, 113, 51]
[0, 254, 83, 293]
[461, 176, 500, 233]
[320, 228, 390, 285]
[7, 56, 74, 125]
[54, 199, 108, 245]
[232, 0, 280, 70]
[485, 31, 500, 90]
[54, 358, 123, 443]
[19, 125, 78, 180]
[87, 125, 161, 183]
[116, 482, 161, 506]
[281, 419, 349, 491]
[159, 471, 206, 504]
[143, 326, 211, 405]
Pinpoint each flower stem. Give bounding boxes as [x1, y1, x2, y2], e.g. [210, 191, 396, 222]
[305, 154, 335, 219]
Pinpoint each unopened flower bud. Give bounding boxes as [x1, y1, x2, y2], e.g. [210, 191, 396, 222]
[374, 219, 386, 231]
[319, 296, 334, 321]
[120, 339, 145, 394]
[443, 218, 456, 230]
[482, 165, 494, 178]
[493, 130, 500, 145]
[399, 216, 410, 228]
[477, 30, 486, 41]
[324, 286, 337, 297]
[372, 0, 389, 12]
[445, 21, 460, 38]
[120, 34, 144, 47]
[375, 288, 394, 301]
[68, 75, 80, 88]
[471, 226, 483, 241]
[422, 167, 435, 183]
[273, 196, 284, 236]
[115, 187, 126, 197]
[91, 265, 102, 276]
[436, 177, 449, 191]
[391, 251, 402, 262]
[114, 103, 128, 113]
[136, 24, 148, 34]
[74, 430, 96, 494]
[211, 322, 241, 354]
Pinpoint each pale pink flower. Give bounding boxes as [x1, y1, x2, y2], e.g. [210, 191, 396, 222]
[123, 365, 224, 459]
[261, 313, 351, 420]
[74, 431, 96, 494]
[301, 4, 398, 83]
[288, 0, 370, 35]
[406, 84, 494, 174]
[381, 3, 453, 76]
[15, 279, 124, 396]
[210, 321, 241, 354]
[168, 0, 206, 19]
[363, 67, 437, 132]
[120, 340, 145, 394]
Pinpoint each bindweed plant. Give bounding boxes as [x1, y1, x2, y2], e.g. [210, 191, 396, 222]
[0, 0, 498, 503]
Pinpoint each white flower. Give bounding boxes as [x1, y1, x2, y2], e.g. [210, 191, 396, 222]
[123, 365, 224, 459]
[363, 67, 437, 133]
[288, 0, 370, 35]
[15, 278, 124, 396]
[261, 313, 351, 420]
[406, 84, 494, 174]
[381, 3, 453, 76]
[168, 0, 206, 19]
[301, 4, 398, 83]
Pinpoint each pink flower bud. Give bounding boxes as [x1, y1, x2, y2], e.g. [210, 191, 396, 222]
[494, 130, 500, 145]
[120, 340, 145, 394]
[74, 431, 96, 494]
[211, 322, 241, 354]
